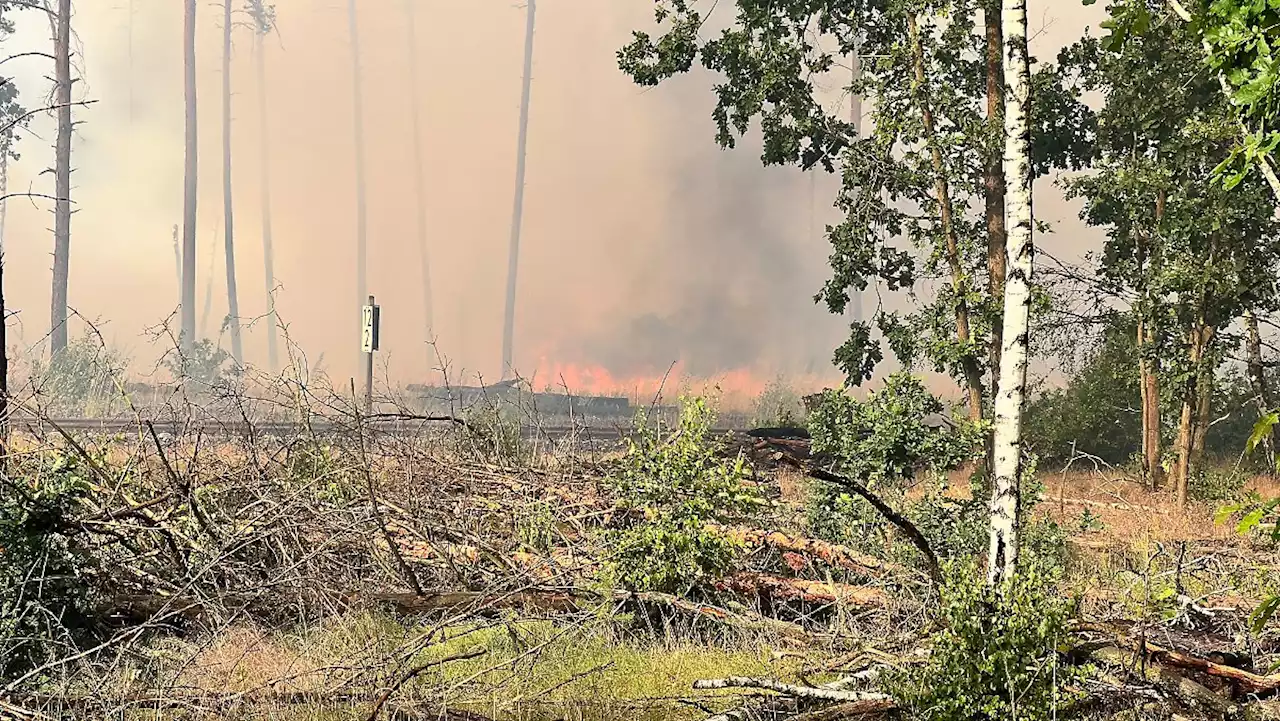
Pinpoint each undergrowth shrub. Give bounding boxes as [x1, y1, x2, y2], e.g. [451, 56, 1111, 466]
[606, 397, 766, 594]
[751, 377, 806, 427]
[1, 449, 101, 682]
[804, 374, 981, 554]
[31, 330, 127, 417]
[891, 558, 1080, 721]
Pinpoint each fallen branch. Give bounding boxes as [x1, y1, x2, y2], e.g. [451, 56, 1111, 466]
[1081, 623, 1280, 696]
[1090, 646, 1232, 715]
[782, 458, 942, 587]
[706, 524, 901, 578]
[618, 589, 813, 641]
[365, 647, 487, 721]
[692, 677, 890, 703]
[715, 572, 889, 608]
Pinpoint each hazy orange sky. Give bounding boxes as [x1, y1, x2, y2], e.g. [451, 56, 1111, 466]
[0, 0, 1105, 394]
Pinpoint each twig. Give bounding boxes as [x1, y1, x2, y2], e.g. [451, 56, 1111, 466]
[363, 647, 487, 721]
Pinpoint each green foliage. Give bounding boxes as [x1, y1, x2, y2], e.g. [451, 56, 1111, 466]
[163, 336, 238, 388]
[0, 450, 99, 680]
[804, 373, 983, 558]
[808, 373, 982, 485]
[891, 559, 1078, 721]
[1224, 415, 1280, 630]
[607, 397, 765, 594]
[619, 1, 1091, 387]
[33, 330, 127, 416]
[1094, 0, 1280, 190]
[1024, 315, 1143, 467]
[750, 376, 805, 427]
[1188, 467, 1248, 502]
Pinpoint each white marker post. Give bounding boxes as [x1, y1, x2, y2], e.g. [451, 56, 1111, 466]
[361, 294, 380, 414]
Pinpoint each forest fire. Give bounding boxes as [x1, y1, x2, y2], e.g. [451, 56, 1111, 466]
[523, 358, 836, 409]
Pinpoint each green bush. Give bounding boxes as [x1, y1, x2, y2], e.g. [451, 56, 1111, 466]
[1, 449, 100, 682]
[804, 373, 981, 555]
[751, 376, 806, 427]
[606, 397, 766, 594]
[891, 559, 1079, 721]
[32, 330, 127, 416]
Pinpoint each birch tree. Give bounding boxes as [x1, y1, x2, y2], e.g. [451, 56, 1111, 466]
[986, 0, 1032, 586]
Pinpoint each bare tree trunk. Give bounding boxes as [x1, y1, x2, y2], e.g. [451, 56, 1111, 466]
[1175, 394, 1194, 507]
[984, 0, 1006, 389]
[501, 0, 535, 380]
[181, 0, 198, 352]
[907, 13, 985, 423]
[253, 28, 279, 371]
[222, 0, 242, 364]
[348, 0, 368, 370]
[849, 39, 862, 327]
[988, 0, 1033, 587]
[1, 248, 9, 461]
[1192, 362, 1213, 465]
[49, 0, 72, 357]
[1246, 309, 1277, 470]
[1138, 315, 1163, 489]
[1175, 324, 1212, 507]
[405, 0, 434, 347]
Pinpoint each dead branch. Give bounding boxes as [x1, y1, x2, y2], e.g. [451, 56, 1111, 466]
[364, 647, 487, 721]
[782, 458, 943, 587]
[715, 572, 889, 608]
[788, 699, 899, 720]
[706, 523, 903, 577]
[692, 677, 891, 703]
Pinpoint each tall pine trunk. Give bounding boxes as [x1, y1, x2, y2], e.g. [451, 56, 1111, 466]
[405, 0, 433, 347]
[222, 0, 242, 364]
[1246, 309, 1277, 469]
[181, 0, 198, 352]
[988, 0, 1033, 587]
[501, 0, 535, 380]
[49, 0, 72, 357]
[348, 0, 368, 368]
[253, 23, 279, 371]
[907, 13, 984, 423]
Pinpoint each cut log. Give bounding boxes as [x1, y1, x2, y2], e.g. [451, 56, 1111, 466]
[715, 573, 888, 608]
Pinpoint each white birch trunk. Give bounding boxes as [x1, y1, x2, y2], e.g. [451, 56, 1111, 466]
[987, 0, 1033, 587]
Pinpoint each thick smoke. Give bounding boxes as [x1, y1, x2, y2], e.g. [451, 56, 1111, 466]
[0, 0, 1101, 389]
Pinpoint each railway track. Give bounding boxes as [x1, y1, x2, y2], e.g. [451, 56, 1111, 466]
[9, 416, 744, 440]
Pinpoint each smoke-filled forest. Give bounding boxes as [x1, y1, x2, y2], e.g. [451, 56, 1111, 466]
[2, 0, 1280, 720]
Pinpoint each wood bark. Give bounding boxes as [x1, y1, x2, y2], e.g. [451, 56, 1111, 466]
[405, 0, 434, 348]
[985, 0, 1006, 388]
[181, 0, 198, 351]
[501, 0, 536, 379]
[988, 0, 1033, 586]
[49, 0, 72, 356]
[1175, 324, 1214, 507]
[907, 13, 985, 423]
[1137, 192, 1164, 489]
[221, 0, 242, 364]
[1139, 315, 1163, 489]
[1246, 309, 1277, 469]
[253, 23, 279, 371]
[347, 0, 368, 367]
